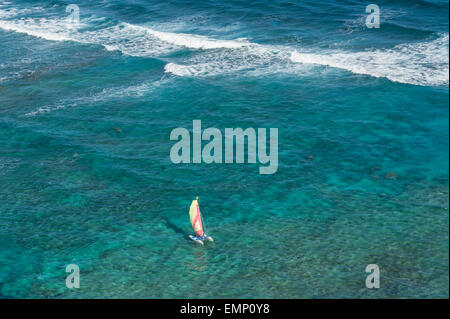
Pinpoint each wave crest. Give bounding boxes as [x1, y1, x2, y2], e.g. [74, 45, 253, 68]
[1, 6, 448, 86]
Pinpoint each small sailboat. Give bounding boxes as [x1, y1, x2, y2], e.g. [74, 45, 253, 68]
[188, 197, 214, 245]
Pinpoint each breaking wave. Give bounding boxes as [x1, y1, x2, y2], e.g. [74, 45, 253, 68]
[0, 6, 448, 86]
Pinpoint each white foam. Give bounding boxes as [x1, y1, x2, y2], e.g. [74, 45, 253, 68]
[125, 23, 252, 49]
[290, 34, 449, 86]
[84, 23, 178, 57]
[25, 104, 66, 116]
[0, 6, 43, 19]
[1, 6, 447, 86]
[25, 79, 169, 116]
[0, 11, 252, 58]
[166, 34, 449, 87]
[92, 79, 166, 100]
[164, 63, 195, 76]
[0, 18, 75, 41]
[0, 8, 17, 18]
[0, 17, 179, 56]
[164, 45, 289, 77]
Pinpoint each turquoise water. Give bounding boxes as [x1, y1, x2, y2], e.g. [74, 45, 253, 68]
[0, 0, 448, 298]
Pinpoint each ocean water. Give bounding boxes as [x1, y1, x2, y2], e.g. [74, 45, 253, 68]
[0, 0, 448, 299]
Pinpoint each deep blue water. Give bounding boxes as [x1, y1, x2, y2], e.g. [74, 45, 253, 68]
[0, 0, 448, 298]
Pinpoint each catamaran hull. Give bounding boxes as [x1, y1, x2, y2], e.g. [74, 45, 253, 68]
[189, 235, 204, 245]
[189, 235, 214, 244]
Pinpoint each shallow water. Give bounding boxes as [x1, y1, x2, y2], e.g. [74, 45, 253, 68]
[0, 0, 448, 298]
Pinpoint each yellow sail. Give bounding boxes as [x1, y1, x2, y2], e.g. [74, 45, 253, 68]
[189, 197, 204, 237]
